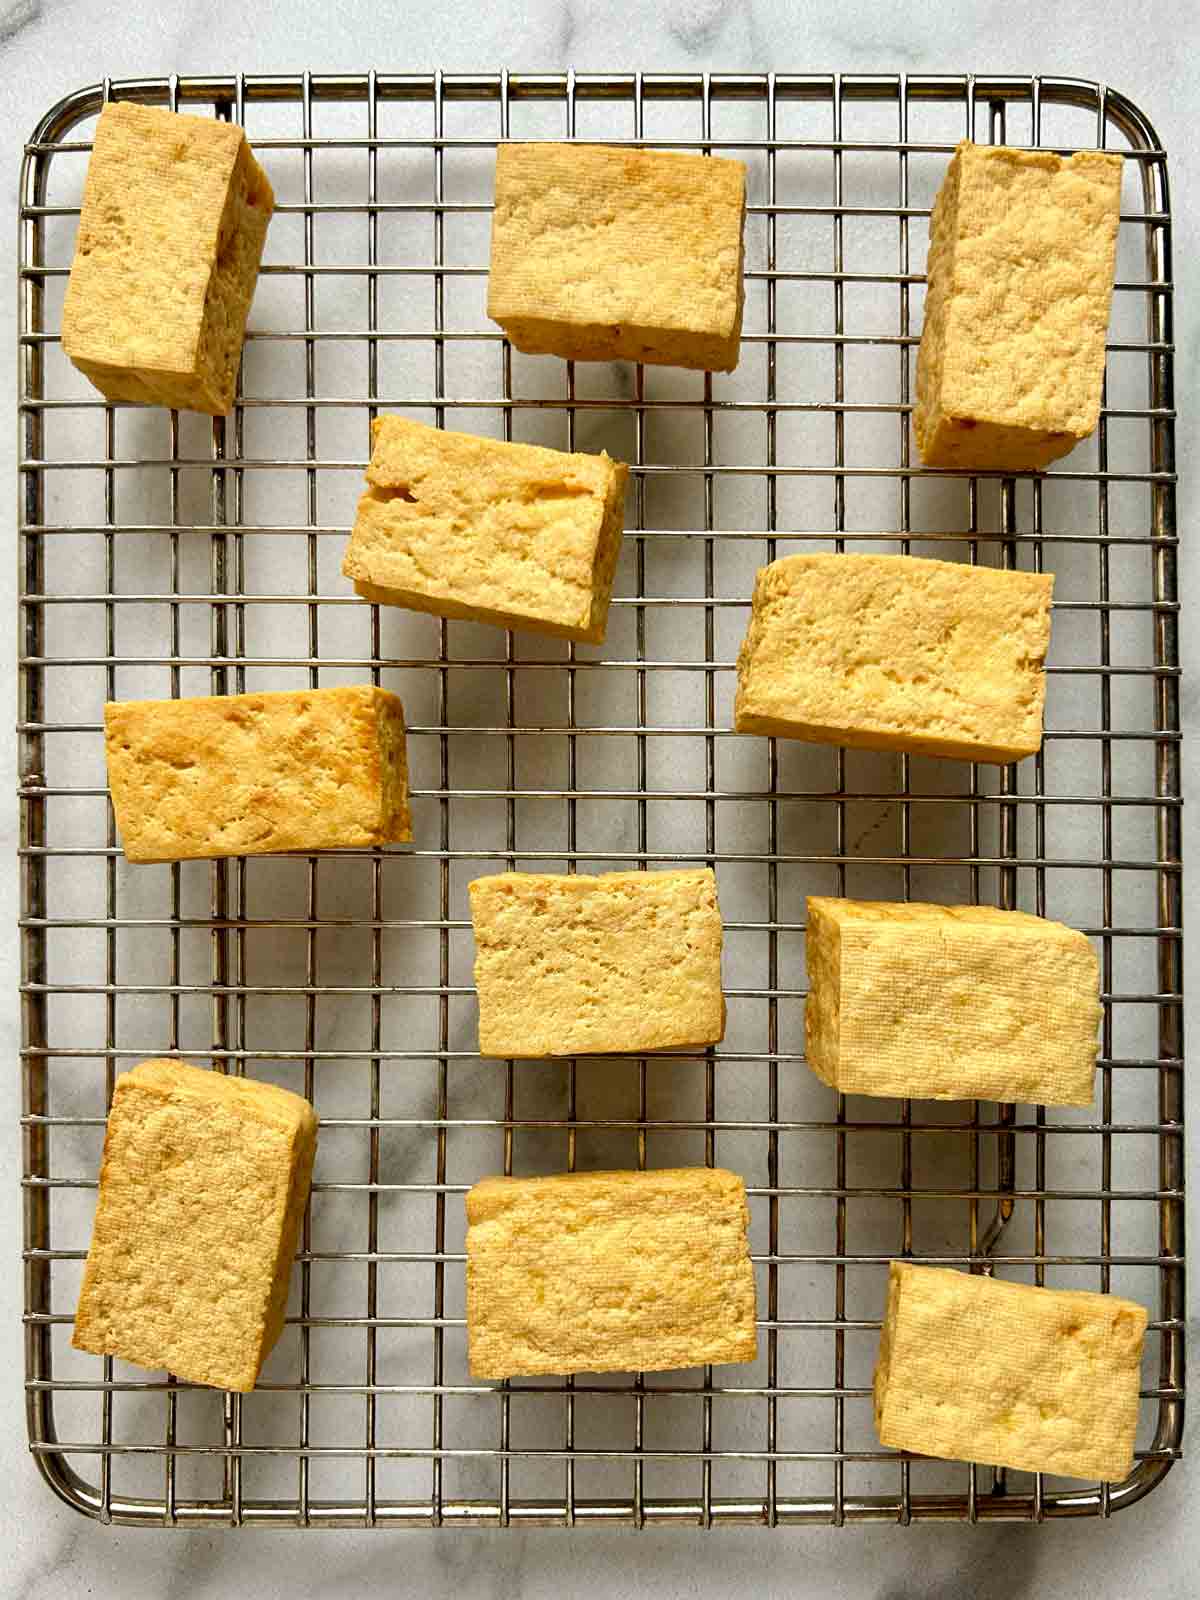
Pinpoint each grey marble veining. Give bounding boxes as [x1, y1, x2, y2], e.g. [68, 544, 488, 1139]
[1, 2, 1197, 1596]
[0, 1, 38, 46]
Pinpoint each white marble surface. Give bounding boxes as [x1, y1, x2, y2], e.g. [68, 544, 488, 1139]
[1, 1, 1199, 1595]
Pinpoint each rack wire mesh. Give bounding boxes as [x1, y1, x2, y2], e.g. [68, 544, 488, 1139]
[18, 70, 1183, 1528]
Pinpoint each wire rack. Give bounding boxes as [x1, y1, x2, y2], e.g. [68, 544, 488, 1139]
[18, 70, 1183, 1529]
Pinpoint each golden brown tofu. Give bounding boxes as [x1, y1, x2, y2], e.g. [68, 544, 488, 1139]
[488, 143, 747, 372]
[733, 553, 1053, 763]
[805, 897, 1101, 1105]
[875, 1263, 1147, 1481]
[469, 868, 725, 1058]
[343, 416, 628, 643]
[62, 102, 274, 415]
[915, 141, 1123, 471]
[105, 685, 412, 863]
[73, 1061, 318, 1392]
[466, 1168, 757, 1378]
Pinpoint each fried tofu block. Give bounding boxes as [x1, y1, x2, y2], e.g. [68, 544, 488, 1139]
[105, 685, 412, 863]
[875, 1263, 1147, 1481]
[733, 553, 1053, 763]
[62, 102, 274, 415]
[343, 416, 628, 643]
[469, 868, 725, 1058]
[466, 1168, 757, 1378]
[915, 141, 1123, 471]
[73, 1061, 318, 1392]
[488, 143, 747, 372]
[805, 897, 1101, 1106]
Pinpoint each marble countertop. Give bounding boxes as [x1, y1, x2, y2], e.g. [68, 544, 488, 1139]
[1, 1, 1197, 1595]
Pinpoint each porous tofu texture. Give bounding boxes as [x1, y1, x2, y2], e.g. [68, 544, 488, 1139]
[488, 143, 747, 372]
[344, 416, 628, 643]
[73, 1061, 318, 1392]
[62, 102, 274, 415]
[469, 868, 725, 1057]
[805, 897, 1101, 1106]
[105, 685, 412, 863]
[874, 1263, 1147, 1481]
[914, 141, 1123, 471]
[734, 553, 1053, 763]
[466, 1168, 757, 1378]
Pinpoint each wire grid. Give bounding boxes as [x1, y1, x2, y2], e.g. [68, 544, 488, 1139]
[18, 71, 1182, 1528]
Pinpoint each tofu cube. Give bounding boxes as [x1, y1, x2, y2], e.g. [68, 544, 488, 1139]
[105, 685, 412, 863]
[343, 417, 628, 643]
[469, 868, 725, 1058]
[488, 143, 747, 372]
[73, 1061, 318, 1391]
[734, 553, 1053, 763]
[62, 102, 274, 415]
[875, 1263, 1147, 1481]
[466, 1168, 757, 1378]
[915, 141, 1123, 471]
[805, 897, 1101, 1106]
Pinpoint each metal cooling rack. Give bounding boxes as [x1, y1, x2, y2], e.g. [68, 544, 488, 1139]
[18, 71, 1183, 1528]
